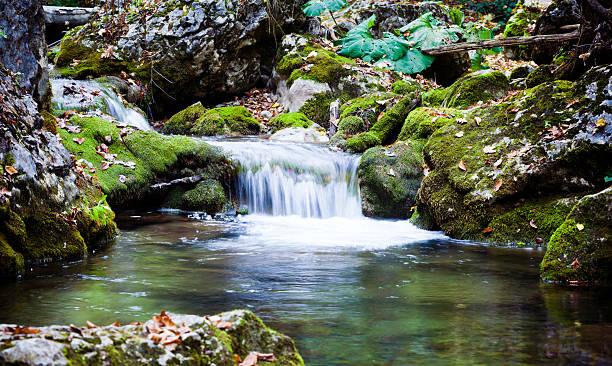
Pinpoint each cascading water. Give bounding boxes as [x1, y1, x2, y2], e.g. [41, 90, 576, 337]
[209, 139, 362, 218]
[50, 78, 151, 131]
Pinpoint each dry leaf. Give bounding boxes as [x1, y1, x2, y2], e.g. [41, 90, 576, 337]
[529, 219, 537, 229]
[101, 162, 111, 171]
[474, 117, 482, 126]
[455, 131, 464, 138]
[493, 158, 503, 169]
[4, 165, 18, 176]
[109, 321, 120, 327]
[458, 160, 467, 171]
[571, 258, 580, 269]
[86, 321, 98, 329]
[101, 45, 114, 59]
[73, 137, 85, 145]
[576, 223, 584, 231]
[494, 178, 503, 192]
[566, 98, 580, 108]
[482, 227, 493, 234]
[217, 321, 232, 330]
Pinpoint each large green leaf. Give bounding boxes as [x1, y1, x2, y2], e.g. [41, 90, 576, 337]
[399, 12, 462, 50]
[303, 0, 346, 17]
[337, 15, 377, 60]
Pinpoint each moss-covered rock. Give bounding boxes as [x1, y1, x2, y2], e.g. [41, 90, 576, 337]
[59, 116, 235, 209]
[191, 106, 262, 136]
[525, 66, 553, 88]
[442, 70, 510, 108]
[414, 65, 612, 245]
[338, 115, 366, 135]
[298, 92, 332, 128]
[540, 187, 612, 285]
[422, 87, 447, 107]
[502, 7, 540, 59]
[339, 92, 397, 129]
[358, 141, 425, 218]
[398, 107, 461, 141]
[0, 310, 304, 366]
[391, 80, 423, 95]
[268, 112, 313, 134]
[161, 102, 207, 135]
[40, 110, 58, 134]
[182, 180, 227, 213]
[346, 93, 420, 153]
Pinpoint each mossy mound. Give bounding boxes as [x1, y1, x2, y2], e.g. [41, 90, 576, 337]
[339, 92, 397, 129]
[525, 66, 553, 88]
[268, 113, 313, 134]
[162, 102, 207, 135]
[414, 65, 612, 246]
[422, 87, 447, 107]
[182, 180, 226, 213]
[398, 107, 461, 141]
[0, 310, 304, 365]
[502, 7, 540, 59]
[59, 116, 235, 209]
[298, 92, 333, 129]
[540, 187, 612, 285]
[391, 80, 423, 95]
[442, 70, 510, 108]
[358, 141, 425, 218]
[338, 115, 366, 135]
[191, 106, 262, 136]
[346, 93, 420, 153]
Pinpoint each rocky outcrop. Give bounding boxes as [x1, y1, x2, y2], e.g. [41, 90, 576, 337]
[0, 310, 305, 365]
[413, 65, 611, 250]
[0, 0, 50, 109]
[532, 0, 581, 64]
[161, 103, 262, 136]
[0, 66, 116, 279]
[53, 0, 305, 116]
[427, 70, 511, 109]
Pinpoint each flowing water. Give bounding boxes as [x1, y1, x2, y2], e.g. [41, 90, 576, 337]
[1, 139, 611, 365]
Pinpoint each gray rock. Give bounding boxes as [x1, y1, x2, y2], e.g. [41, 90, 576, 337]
[270, 124, 330, 143]
[279, 79, 332, 113]
[0, 338, 68, 366]
[0, 0, 50, 109]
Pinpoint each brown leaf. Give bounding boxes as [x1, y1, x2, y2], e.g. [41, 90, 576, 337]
[458, 160, 467, 171]
[529, 219, 538, 229]
[482, 227, 493, 234]
[101, 45, 114, 59]
[73, 137, 85, 145]
[494, 178, 503, 192]
[566, 98, 580, 108]
[474, 116, 481, 126]
[70, 324, 83, 336]
[4, 165, 18, 176]
[510, 106, 520, 113]
[239, 352, 259, 366]
[109, 321, 120, 327]
[217, 321, 232, 330]
[101, 162, 111, 171]
[86, 320, 98, 329]
[571, 258, 580, 270]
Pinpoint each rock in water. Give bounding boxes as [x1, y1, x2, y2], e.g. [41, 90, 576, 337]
[270, 124, 330, 143]
[0, 0, 50, 109]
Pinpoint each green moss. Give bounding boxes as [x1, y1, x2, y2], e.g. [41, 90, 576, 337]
[0, 233, 24, 278]
[181, 179, 226, 213]
[422, 87, 447, 107]
[525, 66, 553, 88]
[298, 92, 332, 129]
[398, 107, 459, 141]
[339, 92, 395, 128]
[276, 53, 305, 77]
[346, 131, 381, 153]
[161, 102, 206, 135]
[191, 106, 262, 136]
[509, 65, 532, 80]
[503, 8, 538, 38]
[443, 70, 509, 108]
[337, 115, 365, 135]
[162, 186, 186, 208]
[268, 113, 313, 134]
[391, 80, 423, 95]
[41, 110, 58, 134]
[540, 188, 612, 285]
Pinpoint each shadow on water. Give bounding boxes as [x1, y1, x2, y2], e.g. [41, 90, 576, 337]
[0, 212, 610, 365]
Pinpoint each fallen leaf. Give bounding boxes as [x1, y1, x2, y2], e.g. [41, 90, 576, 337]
[70, 324, 83, 336]
[529, 219, 537, 229]
[456, 117, 467, 124]
[595, 118, 606, 128]
[73, 137, 85, 145]
[571, 258, 580, 269]
[576, 223, 584, 231]
[474, 117, 482, 126]
[494, 178, 503, 192]
[455, 131, 464, 138]
[458, 160, 467, 171]
[239, 352, 277, 366]
[566, 98, 580, 108]
[105, 135, 112, 144]
[101, 162, 111, 170]
[118, 175, 127, 183]
[535, 237, 543, 244]
[109, 322, 120, 327]
[4, 165, 18, 176]
[482, 227, 493, 234]
[86, 321, 98, 329]
[483, 145, 496, 154]
[510, 106, 520, 113]
[217, 321, 232, 330]
[101, 45, 114, 59]
[493, 158, 503, 169]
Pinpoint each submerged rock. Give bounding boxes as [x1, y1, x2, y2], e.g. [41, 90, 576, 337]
[270, 124, 329, 143]
[0, 310, 304, 366]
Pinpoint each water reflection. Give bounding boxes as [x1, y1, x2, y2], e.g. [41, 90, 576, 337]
[0, 212, 610, 365]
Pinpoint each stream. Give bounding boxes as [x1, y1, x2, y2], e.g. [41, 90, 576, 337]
[1, 138, 611, 364]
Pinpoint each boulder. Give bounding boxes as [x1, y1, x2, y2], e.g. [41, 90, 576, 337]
[413, 65, 612, 249]
[162, 104, 262, 136]
[441, 70, 510, 108]
[268, 112, 314, 134]
[0, 66, 116, 279]
[358, 141, 425, 218]
[0, 0, 50, 109]
[0, 310, 305, 366]
[269, 124, 329, 143]
[53, 0, 304, 115]
[540, 187, 612, 285]
[532, 0, 581, 64]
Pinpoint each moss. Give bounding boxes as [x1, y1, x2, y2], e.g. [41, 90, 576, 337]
[276, 53, 305, 77]
[268, 113, 313, 134]
[422, 87, 447, 107]
[509, 65, 532, 80]
[337, 115, 365, 135]
[540, 188, 612, 285]
[162, 186, 186, 208]
[398, 107, 459, 141]
[161, 102, 207, 135]
[41, 110, 58, 134]
[346, 131, 381, 153]
[181, 179, 226, 213]
[339, 92, 395, 128]
[191, 106, 262, 136]
[503, 8, 538, 38]
[391, 80, 423, 95]
[525, 66, 553, 88]
[0, 234, 24, 278]
[358, 141, 425, 218]
[298, 92, 332, 129]
[443, 70, 510, 108]
[21, 209, 87, 261]
[278, 44, 355, 88]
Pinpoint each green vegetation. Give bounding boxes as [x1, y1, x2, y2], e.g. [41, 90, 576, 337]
[268, 113, 314, 133]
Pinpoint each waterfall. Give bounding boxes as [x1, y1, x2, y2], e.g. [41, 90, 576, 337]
[209, 139, 362, 218]
[50, 78, 151, 131]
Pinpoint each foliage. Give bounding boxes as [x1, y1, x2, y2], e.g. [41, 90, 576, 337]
[0, 28, 6, 39]
[337, 13, 461, 75]
[458, 14, 502, 70]
[82, 195, 111, 226]
[302, 0, 346, 16]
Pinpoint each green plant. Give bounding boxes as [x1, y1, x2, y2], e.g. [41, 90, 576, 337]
[337, 13, 461, 74]
[462, 22, 502, 70]
[0, 28, 6, 39]
[82, 195, 111, 225]
[303, 0, 347, 36]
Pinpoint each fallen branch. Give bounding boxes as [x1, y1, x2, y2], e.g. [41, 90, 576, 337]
[421, 32, 581, 55]
[43, 6, 95, 27]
